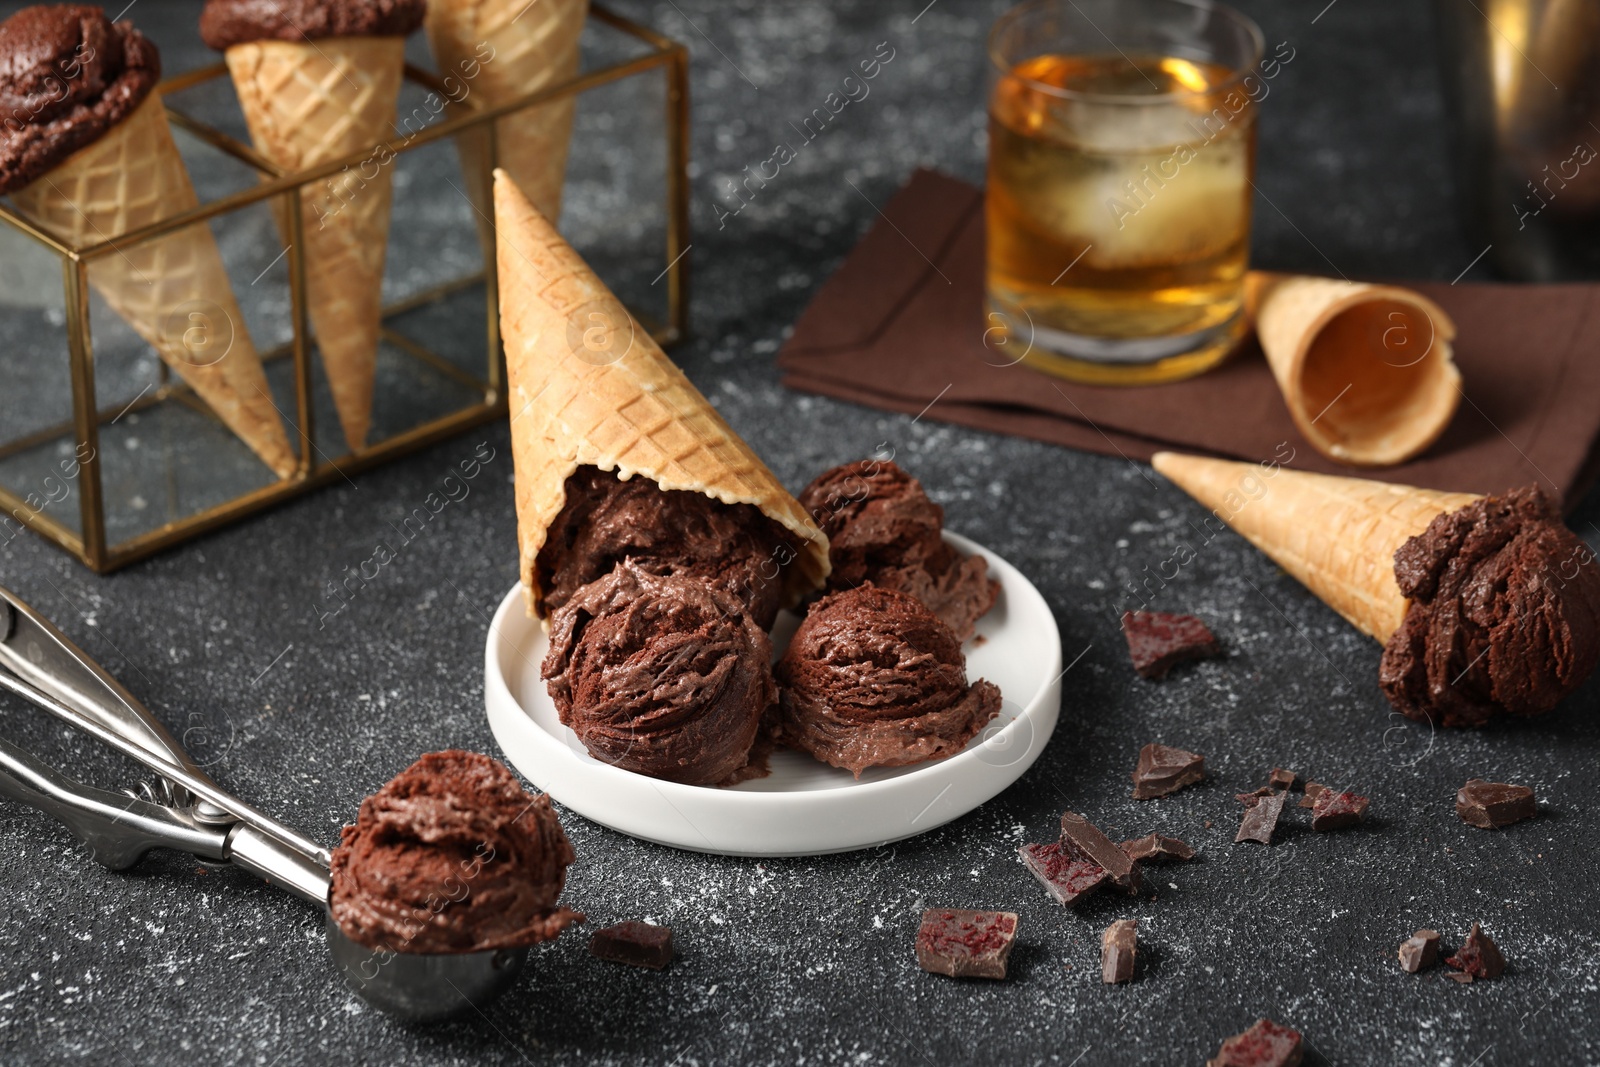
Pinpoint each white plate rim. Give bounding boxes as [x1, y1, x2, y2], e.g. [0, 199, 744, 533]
[484, 531, 1062, 855]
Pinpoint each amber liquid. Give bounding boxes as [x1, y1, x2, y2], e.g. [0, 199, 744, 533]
[987, 53, 1256, 384]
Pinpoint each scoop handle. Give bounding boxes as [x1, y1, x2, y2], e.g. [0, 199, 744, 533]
[0, 588, 219, 803]
[0, 734, 228, 870]
[0, 585, 331, 890]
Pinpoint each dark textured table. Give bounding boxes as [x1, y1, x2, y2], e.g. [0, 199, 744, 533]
[3, 1, 1598, 1064]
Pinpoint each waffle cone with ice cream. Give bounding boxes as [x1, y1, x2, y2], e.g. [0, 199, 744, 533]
[200, 0, 429, 452]
[1152, 451, 1600, 726]
[492, 169, 829, 617]
[2, 6, 294, 477]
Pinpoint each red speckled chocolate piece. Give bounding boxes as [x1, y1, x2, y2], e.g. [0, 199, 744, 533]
[915, 909, 1018, 980]
[1207, 1018, 1304, 1067]
[1060, 811, 1142, 894]
[1120, 610, 1222, 679]
[1311, 789, 1369, 831]
[1018, 842, 1106, 906]
[1445, 923, 1506, 979]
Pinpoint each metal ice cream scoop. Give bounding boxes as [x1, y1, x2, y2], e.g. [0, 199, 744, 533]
[0, 585, 527, 1023]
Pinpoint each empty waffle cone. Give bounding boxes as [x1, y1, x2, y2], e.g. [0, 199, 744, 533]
[1152, 451, 1480, 642]
[427, 0, 587, 230]
[225, 36, 406, 452]
[493, 169, 829, 616]
[11, 94, 295, 478]
[1248, 272, 1462, 468]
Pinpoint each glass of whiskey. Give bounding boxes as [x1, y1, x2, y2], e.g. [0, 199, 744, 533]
[986, 0, 1265, 385]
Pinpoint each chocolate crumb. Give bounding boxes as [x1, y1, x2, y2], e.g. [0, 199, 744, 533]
[1456, 779, 1536, 829]
[1018, 842, 1106, 906]
[1236, 786, 1276, 807]
[1299, 782, 1327, 809]
[1398, 929, 1440, 973]
[915, 909, 1017, 980]
[1311, 790, 1369, 831]
[1207, 1017, 1303, 1066]
[1120, 610, 1222, 678]
[1120, 834, 1195, 864]
[1235, 791, 1287, 845]
[1269, 768, 1297, 792]
[1061, 812, 1142, 894]
[1444, 970, 1474, 984]
[1100, 919, 1137, 984]
[1131, 743, 1206, 799]
[1204, 819, 1213, 829]
[589, 921, 673, 970]
[1445, 922, 1506, 979]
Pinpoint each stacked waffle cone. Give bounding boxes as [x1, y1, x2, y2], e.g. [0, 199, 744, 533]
[1151, 451, 1480, 642]
[224, 35, 407, 451]
[427, 0, 587, 227]
[11, 94, 296, 478]
[492, 169, 829, 616]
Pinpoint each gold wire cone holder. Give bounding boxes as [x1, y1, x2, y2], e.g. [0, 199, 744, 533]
[0, 5, 689, 574]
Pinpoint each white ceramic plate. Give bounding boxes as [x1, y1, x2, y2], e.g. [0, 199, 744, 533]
[484, 532, 1062, 857]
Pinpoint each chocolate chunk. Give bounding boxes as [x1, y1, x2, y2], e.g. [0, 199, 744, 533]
[1269, 768, 1297, 792]
[1060, 811, 1142, 894]
[1443, 970, 1475, 984]
[1120, 610, 1222, 678]
[1398, 929, 1441, 973]
[1100, 919, 1137, 984]
[1455, 779, 1537, 829]
[1445, 923, 1506, 979]
[1131, 743, 1206, 799]
[1207, 1018, 1303, 1067]
[1236, 786, 1275, 807]
[1120, 833, 1196, 864]
[589, 921, 673, 970]
[1235, 791, 1287, 844]
[1018, 842, 1107, 906]
[1310, 790, 1369, 831]
[915, 909, 1018, 980]
[1299, 782, 1326, 809]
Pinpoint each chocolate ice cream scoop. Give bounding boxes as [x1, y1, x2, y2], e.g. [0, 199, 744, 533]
[776, 584, 1001, 776]
[198, 0, 426, 50]
[0, 5, 159, 195]
[798, 459, 998, 640]
[1379, 485, 1600, 727]
[537, 465, 795, 629]
[542, 562, 777, 786]
[329, 750, 582, 954]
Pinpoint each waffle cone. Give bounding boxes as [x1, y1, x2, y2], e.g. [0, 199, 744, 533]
[11, 94, 295, 478]
[1247, 272, 1461, 468]
[1152, 451, 1480, 642]
[225, 36, 406, 451]
[427, 0, 586, 231]
[493, 169, 829, 616]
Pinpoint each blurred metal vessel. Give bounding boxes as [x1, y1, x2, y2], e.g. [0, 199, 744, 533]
[1435, 0, 1600, 279]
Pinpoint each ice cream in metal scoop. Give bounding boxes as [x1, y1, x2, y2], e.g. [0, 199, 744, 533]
[0, 585, 574, 1022]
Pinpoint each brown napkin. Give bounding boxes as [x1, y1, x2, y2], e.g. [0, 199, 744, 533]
[778, 169, 1600, 510]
